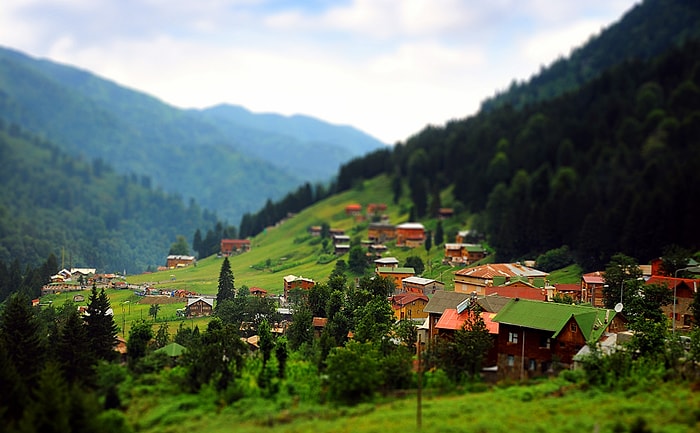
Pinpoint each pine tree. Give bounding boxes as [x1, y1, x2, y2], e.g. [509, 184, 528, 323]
[0, 292, 46, 388]
[56, 308, 95, 386]
[216, 257, 235, 308]
[84, 285, 118, 361]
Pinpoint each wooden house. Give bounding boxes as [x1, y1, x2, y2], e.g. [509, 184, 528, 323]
[376, 266, 415, 290]
[581, 271, 606, 307]
[166, 255, 196, 269]
[454, 263, 548, 295]
[186, 297, 213, 317]
[368, 222, 396, 243]
[220, 239, 251, 256]
[401, 276, 445, 295]
[485, 279, 547, 301]
[443, 243, 486, 265]
[395, 222, 425, 247]
[374, 257, 400, 270]
[646, 276, 700, 331]
[345, 203, 362, 215]
[283, 275, 315, 300]
[492, 298, 626, 380]
[435, 305, 500, 367]
[390, 293, 429, 321]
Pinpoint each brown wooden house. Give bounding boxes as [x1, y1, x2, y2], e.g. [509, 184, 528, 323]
[492, 298, 626, 380]
[186, 297, 213, 317]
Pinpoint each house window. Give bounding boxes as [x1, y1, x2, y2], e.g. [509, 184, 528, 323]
[507, 355, 515, 367]
[570, 322, 578, 333]
[539, 336, 550, 349]
[508, 331, 519, 344]
[528, 359, 536, 371]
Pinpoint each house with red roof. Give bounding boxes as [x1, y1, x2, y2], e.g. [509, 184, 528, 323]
[435, 305, 500, 367]
[581, 271, 606, 307]
[454, 263, 548, 295]
[396, 222, 426, 247]
[645, 276, 700, 331]
[220, 239, 251, 256]
[485, 279, 548, 301]
[390, 293, 429, 321]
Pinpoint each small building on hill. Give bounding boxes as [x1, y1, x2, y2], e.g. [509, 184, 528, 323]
[186, 297, 213, 317]
[453, 263, 547, 295]
[220, 239, 251, 256]
[401, 276, 444, 295]
[283, 275, 315, 300]
[376, 266, 415, 290]
[390, 293, 429, 321]
[166, 255, 196, 269]
[396, 222, 426, 248]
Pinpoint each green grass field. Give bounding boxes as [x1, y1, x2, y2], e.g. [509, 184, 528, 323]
[127, 378, 700, 433]
[125, 175, 467, 295]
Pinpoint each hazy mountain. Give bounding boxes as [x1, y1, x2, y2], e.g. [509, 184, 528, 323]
[0, 47, 385, 224]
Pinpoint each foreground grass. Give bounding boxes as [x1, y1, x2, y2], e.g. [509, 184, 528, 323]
[128, 379, 700, 433]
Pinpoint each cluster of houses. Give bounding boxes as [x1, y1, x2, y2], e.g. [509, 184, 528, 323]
[272, 256, 699, 381]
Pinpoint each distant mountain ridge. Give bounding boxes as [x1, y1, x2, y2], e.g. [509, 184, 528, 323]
[0, 47, 386, 224]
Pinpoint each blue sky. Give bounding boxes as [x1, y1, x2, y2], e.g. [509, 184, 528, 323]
[1, 0, 638, 143]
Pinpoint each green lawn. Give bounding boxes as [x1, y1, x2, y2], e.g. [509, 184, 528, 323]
[127, 379, 700, 433]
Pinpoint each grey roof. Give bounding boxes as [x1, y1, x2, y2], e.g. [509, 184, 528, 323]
[424, 292, 509, 314]
[424, 291, 472, 314]
[476, 294, 511, 313]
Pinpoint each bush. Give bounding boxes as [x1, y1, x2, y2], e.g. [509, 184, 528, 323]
[536, 246, 575, 272]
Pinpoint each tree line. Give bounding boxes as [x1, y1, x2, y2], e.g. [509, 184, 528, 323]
[325, 39, 700, 270]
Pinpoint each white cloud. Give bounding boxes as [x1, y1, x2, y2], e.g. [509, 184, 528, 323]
[0, 0, 640, 143]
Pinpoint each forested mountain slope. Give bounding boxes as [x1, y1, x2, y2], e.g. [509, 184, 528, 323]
[481, 0, 700, 112]
[0, 120, 219, 274]
[0, 47, 385, 224]
[333, 40, 700, 270]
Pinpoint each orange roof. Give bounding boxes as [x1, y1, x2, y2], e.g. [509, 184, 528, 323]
[436, 309, 499, 334]
[455, 263, 547, 279]
[391, 293, 428, 308]
[582, 271, 605, 284]
[313, 317, 328, 327]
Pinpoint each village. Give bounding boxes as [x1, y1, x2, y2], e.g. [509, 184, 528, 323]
[37, 201, 700, 382]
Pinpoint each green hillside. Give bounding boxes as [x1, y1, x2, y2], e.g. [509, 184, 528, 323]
[127, 174, 463, 294]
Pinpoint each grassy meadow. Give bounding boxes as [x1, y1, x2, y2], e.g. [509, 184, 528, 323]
[126, 377, 700, 433]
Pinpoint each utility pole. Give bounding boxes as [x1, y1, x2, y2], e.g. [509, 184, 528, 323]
[416, 334, 422, 430]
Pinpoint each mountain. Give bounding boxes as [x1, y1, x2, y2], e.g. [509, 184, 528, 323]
[0, 47, 385, 224]
[0, 120, 219, 274]
[200, 104, 384, 178]
[481, 0, 700, 112]
[287, 0, 700, 270]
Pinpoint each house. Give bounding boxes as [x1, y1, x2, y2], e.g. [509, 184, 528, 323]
[443, 243, 487, 265]
[554, 283, 583, 302]
[369, 244, 388, 255]
[308, 226, 322, 237]
[485, 279, 548, 301]
[376, 266, 415, 290]
[283, 275, 315, 300]
[492, 298, 626, 380]
[332, 234, 350, 245]
[434, 304, 500, 367]
[166, 255, 196, 269]
[390, 293, 429, 321]
[368, 222, 396, 243]
[645, 275, 700, 331]
[186, 297, 213, 317]
[366, 203, 387, 216]
[454, 263, 548, 295]
[220, 239, 251, 256]
[334, 244, 350, 255]
[312, 317, 328, 337]
[374, 257, 400, 270]
[249, 287, 268, 297]
[437, 208, 454, 220]
[424, 292, 510, 341]
[345, 203, 362, 215]
[455, 230, 484, 244]
[401, 276, 445, 295]
[396, 222, 426, 247]
[581, 271, 606, 307]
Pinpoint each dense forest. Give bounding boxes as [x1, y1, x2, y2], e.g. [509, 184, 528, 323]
[0, 120, 225, 274]
[336, 40, 700, 270]
[481, 0, 700, 112]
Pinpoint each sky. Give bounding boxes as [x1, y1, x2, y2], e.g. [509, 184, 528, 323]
[1, 0, 638, 144]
